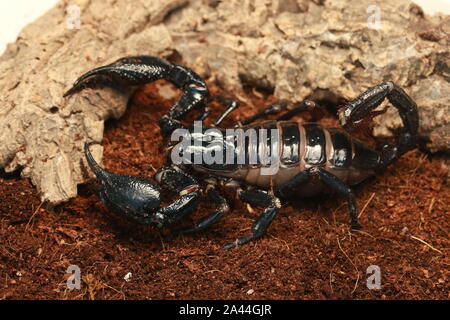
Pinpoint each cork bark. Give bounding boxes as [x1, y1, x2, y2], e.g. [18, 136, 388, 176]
[0, 0, 448, 204]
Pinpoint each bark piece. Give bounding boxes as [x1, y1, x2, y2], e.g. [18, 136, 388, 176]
[0, 0, 448, 204]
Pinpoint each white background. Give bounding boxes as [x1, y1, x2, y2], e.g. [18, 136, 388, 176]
[0, 0, 450, 55]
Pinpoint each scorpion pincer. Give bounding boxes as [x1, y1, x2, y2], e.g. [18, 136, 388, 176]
[65, 56, 419, 250]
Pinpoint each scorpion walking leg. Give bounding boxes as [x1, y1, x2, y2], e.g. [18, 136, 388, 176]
[315, 168, 361, 229]
[173, 185, 230, 235]
[275, 169, 312, 198]
[241, 99, 325, 125]
[223, 190, 281, 250]
[240, 100, 289, 125]
[192, 95, 240, 125]
[277, 100, 324, 121]
[338, 82, 419, 168]
[65, 56, 209, 137]
[214, 98, 240, 126]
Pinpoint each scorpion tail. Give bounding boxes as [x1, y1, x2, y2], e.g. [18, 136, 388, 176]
[338, 82, 419, 169]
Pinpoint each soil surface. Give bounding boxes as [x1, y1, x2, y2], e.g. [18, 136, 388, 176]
[0, 82, 448, 300]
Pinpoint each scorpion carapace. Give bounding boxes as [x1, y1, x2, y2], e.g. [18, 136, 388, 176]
[66, 56, 419, 250]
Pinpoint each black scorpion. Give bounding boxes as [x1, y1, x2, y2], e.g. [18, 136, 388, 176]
[64, 56, 419, 250]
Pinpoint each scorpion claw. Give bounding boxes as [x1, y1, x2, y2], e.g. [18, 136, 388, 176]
[66, 56, 209, 137]
[84, 143, 162, 224]
[64, 56, 175, 97]
[85, 144, 203, 227]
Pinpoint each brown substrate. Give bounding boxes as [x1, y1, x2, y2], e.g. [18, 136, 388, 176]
[0, 83, 448, 300]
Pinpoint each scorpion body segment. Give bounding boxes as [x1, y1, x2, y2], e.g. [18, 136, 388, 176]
[66, 56, 419, 250]
[185, 120, 379, 194]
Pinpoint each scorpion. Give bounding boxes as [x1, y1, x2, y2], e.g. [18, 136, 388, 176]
[64, 56, 419, 250]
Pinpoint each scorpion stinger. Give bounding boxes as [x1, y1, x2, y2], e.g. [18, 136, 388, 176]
[64, 56, 210, 137]
[338, 81, 419, 168]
